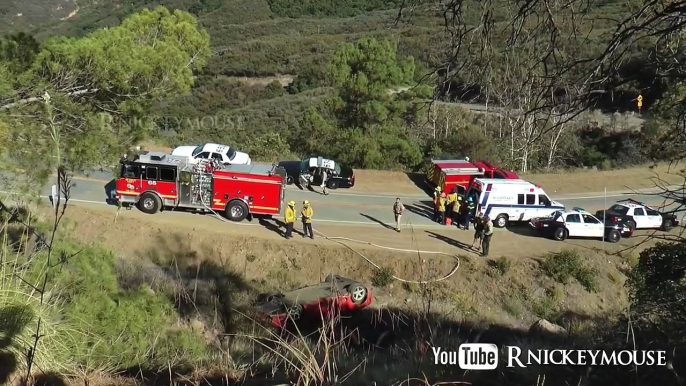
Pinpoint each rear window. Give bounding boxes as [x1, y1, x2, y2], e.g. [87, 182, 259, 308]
[608, 205, 629, 215]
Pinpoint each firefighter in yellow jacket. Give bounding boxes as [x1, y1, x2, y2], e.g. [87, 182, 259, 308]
[301, 200, 314, 239]
[447, 189, 459, 224]
[284, 200, 296, 239]
[437, 193, 447, 225]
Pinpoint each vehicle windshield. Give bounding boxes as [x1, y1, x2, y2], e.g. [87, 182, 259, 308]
[191, 145, 205, 157]
[226, 147, 237, 160]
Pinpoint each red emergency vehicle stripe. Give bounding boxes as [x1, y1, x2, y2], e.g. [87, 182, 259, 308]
[212, 199, 279, 213]
[251, 205, 279, 211]
[116, 190, 177, 199]
[213, 176, 282, 184]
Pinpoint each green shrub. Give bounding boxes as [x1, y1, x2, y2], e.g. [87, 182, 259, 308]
[494, 257, 511, 276]
[371, 267, 394, 288]
[532, 285, 564, 319]
[540, 249, 599, 292]
[27, 242, 211, 371]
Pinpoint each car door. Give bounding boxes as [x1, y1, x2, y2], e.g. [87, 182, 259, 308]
[210, 152, 224, 164]
[194, 151, 211, 162]
[521, 193, 538, 221]
[632, 207, 649, 229]
[564, 213, 583, 236]
[645, 208, 664, 228]
[581, 214, 604, 237]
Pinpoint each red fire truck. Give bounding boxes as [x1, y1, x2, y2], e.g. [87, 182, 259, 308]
[114, 152, 286, 221]
[426, 158, 519, 195]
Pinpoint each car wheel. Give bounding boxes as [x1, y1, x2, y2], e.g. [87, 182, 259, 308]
[225, 200, 249, 222]
[286, 175, 294, 185]
[327, 180, 339, 189]
[606, 229, 620, 243]
[137, 193, 161, 214]
[348, 284, 367, 304]
[661, 220, 673, 232]
[627, 220, 636, 234]
[287, 304, 303, 320]
[553, 227, 567, 241]
[494, 214, 508, 228]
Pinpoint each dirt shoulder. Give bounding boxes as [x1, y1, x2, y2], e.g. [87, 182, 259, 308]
[51, 202, 656, 260]
[40, 201, 653, 330]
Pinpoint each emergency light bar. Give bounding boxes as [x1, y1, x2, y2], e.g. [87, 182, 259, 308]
[617, 198, 647, 206]
[572, 207, 586, 212]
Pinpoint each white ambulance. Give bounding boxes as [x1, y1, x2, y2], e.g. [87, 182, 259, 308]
[465, 178, 565, 228]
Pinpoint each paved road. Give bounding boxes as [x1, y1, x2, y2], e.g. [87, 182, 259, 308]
[14, 169, 684, 229]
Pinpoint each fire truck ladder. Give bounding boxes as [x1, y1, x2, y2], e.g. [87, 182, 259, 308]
[189, 160, 214, 207]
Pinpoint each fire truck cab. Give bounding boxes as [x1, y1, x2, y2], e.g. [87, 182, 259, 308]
[114, 151, 286, 222]
[426, 158, 519, 195]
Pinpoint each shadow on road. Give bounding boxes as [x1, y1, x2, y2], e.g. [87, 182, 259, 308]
[103, 179, 118, 206]
[506, 224, 539, 238]
[425, 231, 476, 254]
[405, 200, 435, 221]
[359, 213, 396, 230]
[406, 172, 433, 197]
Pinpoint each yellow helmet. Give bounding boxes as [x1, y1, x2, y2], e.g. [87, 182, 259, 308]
[303, 200, 310, 206]
[288, 200, 295, 206]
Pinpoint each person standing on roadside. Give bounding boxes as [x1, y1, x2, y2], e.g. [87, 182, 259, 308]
[284, 200, 296, 239]
[320, 169, 329, 195]
[447, 188, 458, 224]
[301, 200, 314, 239]
[481, 215, 494, 257]
[470, 212, 484, 250]
[393, 197, 405, 232]
[432, 186, 441, 222]
[462, 196, 476, 230]
[437, 192, 447, 225]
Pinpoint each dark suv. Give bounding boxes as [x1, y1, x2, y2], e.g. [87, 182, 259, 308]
[278, 157, 355, 189]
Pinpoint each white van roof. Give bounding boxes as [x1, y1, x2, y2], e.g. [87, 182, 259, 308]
[473, 178, 538, 186]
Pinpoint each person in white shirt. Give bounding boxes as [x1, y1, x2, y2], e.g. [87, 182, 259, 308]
[393, 197, 405, 232]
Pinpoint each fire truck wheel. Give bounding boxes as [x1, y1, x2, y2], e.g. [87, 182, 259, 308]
[225, 200, 249, 222]
[138, 193, 161, 214]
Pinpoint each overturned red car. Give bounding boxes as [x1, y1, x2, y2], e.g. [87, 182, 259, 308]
[254, 275, 373, 328]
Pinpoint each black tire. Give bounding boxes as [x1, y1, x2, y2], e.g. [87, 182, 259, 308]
[494, 214, 508, 228]
[137, 193, 161, 214]
[286, 175, 294, 185]
[553, 227, 567, 241]
[327, 180, 339, 189]
[606, 229, 620, 243]
[627, 220, 636, 234]
[347, 284, 368, 304]
[225, 200, 249, 222]
[661, 220, 674, 232]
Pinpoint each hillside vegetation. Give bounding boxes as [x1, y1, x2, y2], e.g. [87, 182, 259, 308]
[2, 0, 676, 173]
[1, 1, 686, 385]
